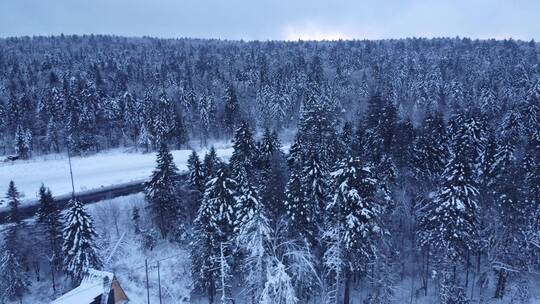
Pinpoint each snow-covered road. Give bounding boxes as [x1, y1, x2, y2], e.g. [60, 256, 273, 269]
[0, 146, 232, 209]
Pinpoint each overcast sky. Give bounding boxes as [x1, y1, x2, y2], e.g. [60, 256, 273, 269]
[1, 0, 539, 41]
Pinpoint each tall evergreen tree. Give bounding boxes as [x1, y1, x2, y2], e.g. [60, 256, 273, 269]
[411, 110, 448, 186]
[257, 128, 281, 170]
[259, 148, 288, 223]
[6, 181, 21, 224]
[419, 124, 479, 250]
[14, 125, 31, 160]
[302, 151, 326, 222]
[192, 163, 237, 303]
[417, 128, 479, 302]
[144, 142, 180, 238]
[234, 168, 260, 233]
[1, 181, 30, 302]
[203, 146, 221, 182]
[62, 199, 101, 283]
[36, 184, 63, 280]
[223, 84, 241, 137]
[187, 150, 205, 193]
[236, 190, 272, 304]
[0, 248, 30, 304]
[229, 121, 257, 178]
[284, 167, 312, 240]
[204, 163, 238, 241]
[325, 157, 382, 303]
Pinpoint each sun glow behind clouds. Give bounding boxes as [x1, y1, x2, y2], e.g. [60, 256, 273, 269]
[283, 24, 350, 41]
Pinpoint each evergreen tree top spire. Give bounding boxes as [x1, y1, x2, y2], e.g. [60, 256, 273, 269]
[6, 181, 21, 224]
[230, 121, 256, 177]
[206, 162, 237, 234]
[62, 198, 101, 283]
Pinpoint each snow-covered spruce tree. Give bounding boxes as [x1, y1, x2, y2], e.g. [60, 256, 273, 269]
[187, 150, 205, 194]
[205, 162, 238, 241]
[223, 84, 241, 138]
[14, 125, 31, 160]
[234, 167, 260, 233]
[522, 133, 540, 223]
[325, 157, 382, 304]
[447, 111, 486, 172]
[1, 181, 30, 302]
[36, 185, 63, 275]
[284, 166, 313, 241]
[257, 127, 282, 170]
[199, 92, 217, 146]
[192, 163, 237, 303]
[296, 87, 340, 169]
[0, 248, 30, 303]
[4, 182, 28, 262]
[522, 80, 540, 137]
[203, 146, 221, 182]
[6, 181, 22, 224]
[191, 202, 219, 303]
[259, 149, 288, 224]
[411, 110, 448, 187]
[286, 134, 302, 170]
[229, 121, 257, 178]
[393, 118, 415, 168]
[417, 129, 479, 303]
[62, 199, 101, 284]
[137, 123, 152, 153]
[236, 176, 273, 303]
[301, 151, 326, 224]
[144, 141, 180, 238]
[362, 94, 398, 163]
[488, 125, 529, 300]
[338, 122, 355, 158]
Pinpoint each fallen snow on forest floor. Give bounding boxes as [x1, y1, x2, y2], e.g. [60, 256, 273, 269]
[17, 194, 193, 304]
[0, 142, 233, 209]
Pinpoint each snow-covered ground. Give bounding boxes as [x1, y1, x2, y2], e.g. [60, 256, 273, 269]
[0, 143, 233, 209]
[14, 193, 194, 304]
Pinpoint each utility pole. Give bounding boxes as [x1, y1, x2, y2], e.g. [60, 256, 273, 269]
[145, 259, 150, 304]
[157, 261, 162, 304]
[67, 147, 76, 200]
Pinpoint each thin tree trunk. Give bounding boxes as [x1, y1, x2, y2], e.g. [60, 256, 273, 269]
[470, 252, 479, 300]
[208, 275, 215, 304]
[343, 269, 351, 304]
[425, 244, 430, 297]
[51, 265, 56, 293]
[494, 269, 507, 299]
[465, 249, 470, 291]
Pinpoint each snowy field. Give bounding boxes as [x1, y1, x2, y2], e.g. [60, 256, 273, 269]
[0, 143, 233, 209]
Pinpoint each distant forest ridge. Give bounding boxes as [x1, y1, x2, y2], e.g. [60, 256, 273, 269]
[0, 35, 538, 156]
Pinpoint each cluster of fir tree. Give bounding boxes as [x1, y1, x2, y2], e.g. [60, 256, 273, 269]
[0, 181, 101, 303]
[182, 84, 540, 304]
[1, 36, 538, 160]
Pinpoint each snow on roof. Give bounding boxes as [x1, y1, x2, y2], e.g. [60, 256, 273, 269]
[51, 269, 114, 304]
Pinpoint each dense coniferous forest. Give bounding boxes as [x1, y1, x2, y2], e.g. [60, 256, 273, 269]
[0, 35, 539, 303]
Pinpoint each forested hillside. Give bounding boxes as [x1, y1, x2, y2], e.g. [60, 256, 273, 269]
[0, 36, 539, 303]
[0, 36, 538, 155]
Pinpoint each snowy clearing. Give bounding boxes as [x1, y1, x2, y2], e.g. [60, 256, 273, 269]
[0, 144, 233, 210]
